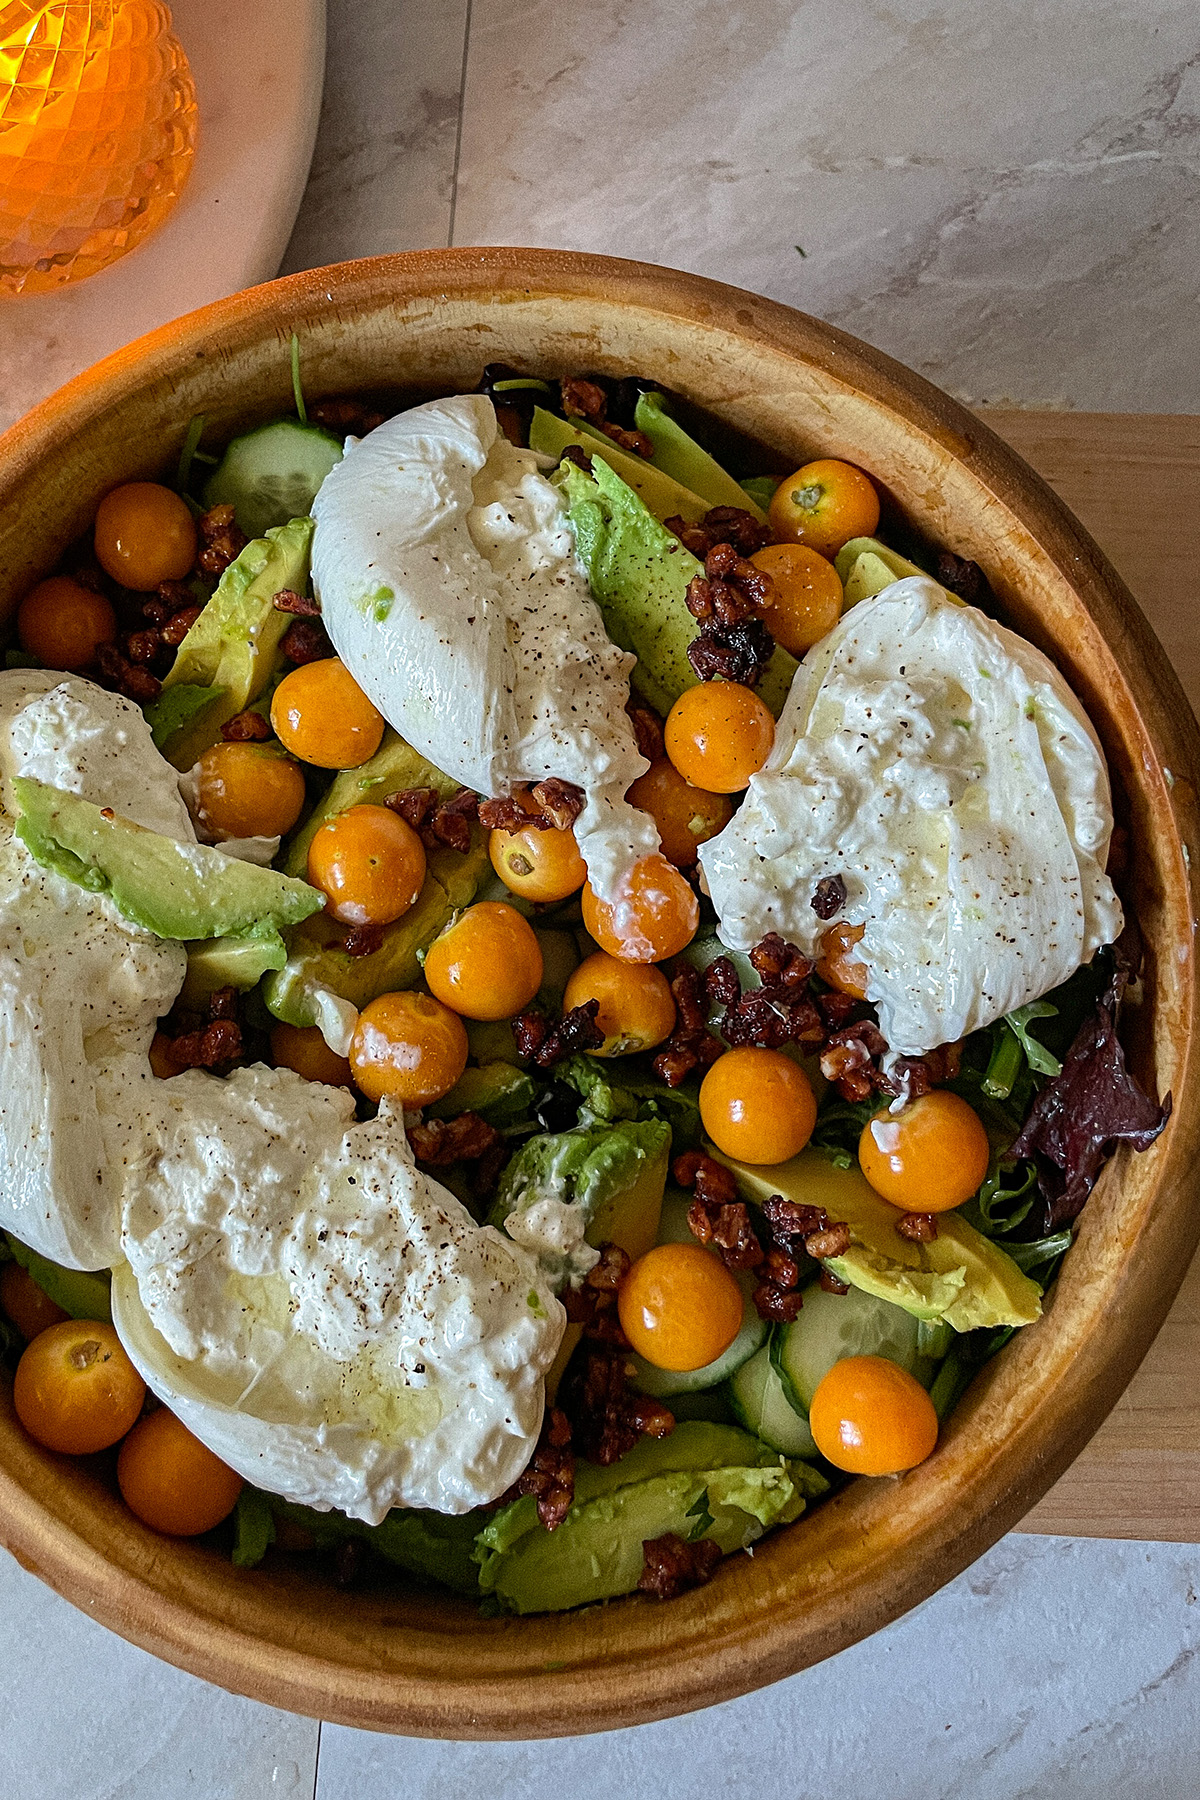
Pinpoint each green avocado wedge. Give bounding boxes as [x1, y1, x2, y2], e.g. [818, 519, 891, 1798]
[474, 1420, 827, 1614]
[633, 391, 768, 520]
[559, 456, 797, 719]
[14, 779, 323, 953]
[717, 1147, 1042, 1331]
[528, 407, 712, 525]
[159, 515, 314, 770]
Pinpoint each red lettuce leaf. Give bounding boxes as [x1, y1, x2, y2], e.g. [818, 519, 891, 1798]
[1011, 961, 1171, 1231]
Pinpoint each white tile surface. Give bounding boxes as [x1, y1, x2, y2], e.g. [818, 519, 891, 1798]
[0, 1551, 318, 1800]
[315, 1535, 1200, 1799]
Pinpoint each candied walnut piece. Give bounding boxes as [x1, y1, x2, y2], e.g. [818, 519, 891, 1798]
[588, 1243, 632, 1292]
[272, 587, 322, 617]
[665, 506, 772, 561]
[704, 956, 741, 1009]
[478, 794, 529, 832]
[687, 615, 775, 687]
[559, 1346, 674, 1466]
[164, 1016, 242, 1071]
[895, 1211, 938, 1243]
[534, 1000, 606, 1068]
[751, 1282, 804, 1323]
[749, 932, 813, 989]
[627, 700, 665, 763]
[407, 1112, 504, 1166]
[196, 504, 248, 578]
[386, 787, 439, 830]
[221, 709, 272, 742]
[673, 1150, 738, 1208]
[95, 642, 161, 704]
[280, 618, 333, 665]
[530, 777, 584, 829]
[343, 923, 385, 959]
[561, 376, 609, 424]
[512, 1009, 550, 1061]
[812, 874, 847, 920]
[803, 1221, 852, 1260]
[160, 604, 203, 647]
[638, 1532, 723, 1600]
[599, 420, 654, 458]
[819, 1268, 850, 1295]
[123, 629, 160, 666]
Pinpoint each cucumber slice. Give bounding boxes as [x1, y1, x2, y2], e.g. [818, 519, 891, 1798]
[628, 1187, 767, 1396]
[727, 1341, 819, 1459]
[203, 418, 344, 539]
[773, 1282, 930, 1412]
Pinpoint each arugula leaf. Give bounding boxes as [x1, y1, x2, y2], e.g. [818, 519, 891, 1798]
[685, 1487, 715, 1540]
[232, 1488, 276, 1569]
[1006, 1001, 1063, 1077]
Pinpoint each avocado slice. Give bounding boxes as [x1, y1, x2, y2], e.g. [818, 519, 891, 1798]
[560, 456, 797, 719]
[5, 1235, 111, 1322]
[281, 728, 463, 879]
[262, 832, 490, 1027]
[179, 933, 289, 1007]
[529, 407, 711, 525]
[717, 1147, 1041, 1330]
[14, 779, 323, 951]
[833, 536, 964, 609]
[475, 1421, 825, 1614]
[633, 392, 768, 521]
[159, 515, 315, 770]
[427, 1061, 537, 1125]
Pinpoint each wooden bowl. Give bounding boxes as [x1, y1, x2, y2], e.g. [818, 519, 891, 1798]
[0, 249, 1196, 1738]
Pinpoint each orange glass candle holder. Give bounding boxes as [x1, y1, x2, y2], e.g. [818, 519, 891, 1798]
[0, 0, 197, 297]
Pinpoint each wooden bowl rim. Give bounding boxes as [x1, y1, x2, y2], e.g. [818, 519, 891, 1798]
[0, 247, 1198, 1738]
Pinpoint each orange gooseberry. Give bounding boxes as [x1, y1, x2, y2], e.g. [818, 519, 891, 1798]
[194, 742, 307, 842]
[306, 803, 426, 926]
[13, 1320, 145, 1455]
[17, 576, 117, 672]
[664, 682, 775, 793]
[489, 820, 587, 902]
[617, 1243, 745, 1372]
[270, 1021, 353, 1088]
[563, 950, 676, 1056]
[625, 759, 733, 867]
[423, 902, 544, 1020]
[581, 854, 699, 963]
[117, 1407, 243, 1536]
[767, 458, 880, 558]
[858, 1090, 990, 1213]
[0, 1263, 68, 1342]
[750, 542, 844, 655]
[350, 990, 469, 1106]
[270, 658, 385, 769]
[818, 920, 870, 1000]
[93, 482, 197, 590]
[699, 1046, 817, 1164]
[808, 1354, 939, 1475]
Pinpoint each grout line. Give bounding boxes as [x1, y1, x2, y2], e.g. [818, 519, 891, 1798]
[311, 1718, 324, 1800]
[446, 0, 475, 247]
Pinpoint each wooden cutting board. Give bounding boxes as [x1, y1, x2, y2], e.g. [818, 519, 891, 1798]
[980, 411, 1200, 1541]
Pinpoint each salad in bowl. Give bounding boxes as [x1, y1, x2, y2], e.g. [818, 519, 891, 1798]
[0, 351, 1171, 1617]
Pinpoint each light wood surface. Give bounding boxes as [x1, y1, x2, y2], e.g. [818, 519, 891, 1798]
[0, 257, 1197, 1734]
[986, 411, 1200, 1542]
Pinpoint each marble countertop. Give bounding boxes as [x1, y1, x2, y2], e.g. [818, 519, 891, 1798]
[4, 2, 1200, 1795]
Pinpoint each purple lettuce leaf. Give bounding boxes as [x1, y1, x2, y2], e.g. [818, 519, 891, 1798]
[1011, 957, 1171, 1232]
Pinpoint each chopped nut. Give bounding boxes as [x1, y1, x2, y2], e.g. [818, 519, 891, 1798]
[221, 710, 272, 742]
[811, 874, 847, 920]
[271, 587, 322, 616]
[895, 1212, 938, 1242]
[638, 1532, 722, 1600]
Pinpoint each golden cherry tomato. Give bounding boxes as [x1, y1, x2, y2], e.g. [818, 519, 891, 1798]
[563, 950, 676, 1056]
[750, 542, 844, 655]
[93, 481, 197, 590]
[489, 821, 587, 902]
[424, 902, 544, 1020]
[306, 803, 426, 927]
[581, 854, 699, 963]
[350, 990, 469, 1106]
[699, 1046, 817, 1164]
[625, 759, 733, 868]
[664, 682, 775, 794]
[767, 458, 880, 558]
[270, 658, 385, 770]
[858, 1090, 990, 1213]
[817, 920, 870, 1000]
[808, 1354, 939, 1475]
[270, 1021, 353, 1088]
[117, 1407, 243, 1536]
[194, 742, 307, 842]
[0, 1263, 68, 1341]
[13, 1320, 145, 1455]
[17, 576, 117, 672]
[617, 1243, 745, 1372]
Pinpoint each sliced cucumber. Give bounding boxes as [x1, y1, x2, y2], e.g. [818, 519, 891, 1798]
[628, 1187, 767, 1397]
[727, 1341, 819, 1459]
[203, 418, 344, 539]
[773, 1282, 931, 1413]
